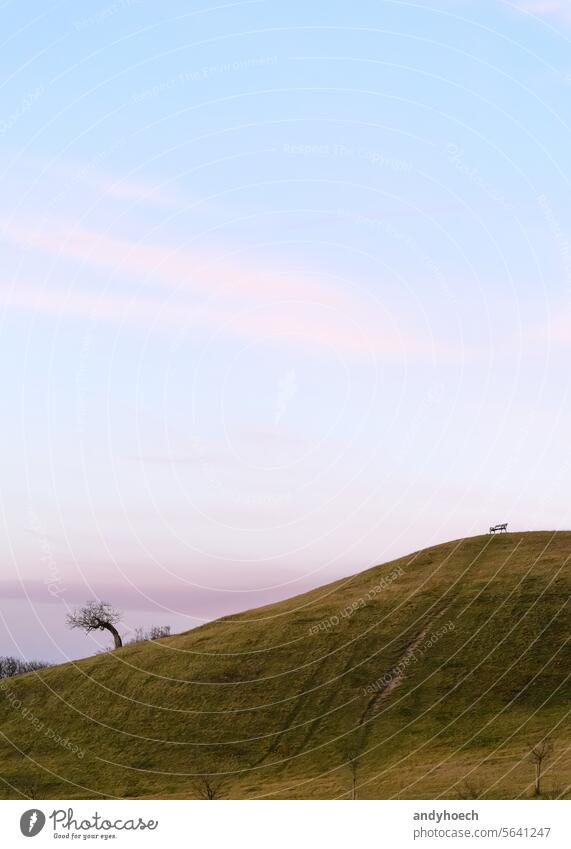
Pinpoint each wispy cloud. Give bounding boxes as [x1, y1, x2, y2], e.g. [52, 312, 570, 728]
[67, 170, 180, 209]
[0, 215, 334, 302]
[511, 0, 571, 24]
[4, 153, 184, 211]
[0, 216, 435, 361]
[50, 161, 183, 209]
[528, 304, 571, 346]
[4, 280, 428, 360]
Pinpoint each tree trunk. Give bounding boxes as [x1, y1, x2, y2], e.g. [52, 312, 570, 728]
[103, 622, 123, 649]
[535, 763, 541, 796]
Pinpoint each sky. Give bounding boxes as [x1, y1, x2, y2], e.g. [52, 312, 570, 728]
[1, 0, 571, 661]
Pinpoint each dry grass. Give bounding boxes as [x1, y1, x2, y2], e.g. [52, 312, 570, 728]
[0, 531, 569, 799]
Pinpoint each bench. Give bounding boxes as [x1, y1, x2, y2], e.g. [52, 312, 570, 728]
[489, 523, 508, 534]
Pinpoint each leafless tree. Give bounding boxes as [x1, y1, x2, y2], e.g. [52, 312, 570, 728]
[128, 625, 171, 644]
[193, 775, 226, 800]
[344, 745, 361, 800]
[149, 625, 170, 640]
[349, 758, 358, 800]
[0, 656, 50, 678]
[527, 740, 553, 797]
[67, 601, 123, 649]
[343, 724, 369, 800]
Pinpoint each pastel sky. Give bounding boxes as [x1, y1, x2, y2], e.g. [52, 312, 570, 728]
[1, 0, 571, 661]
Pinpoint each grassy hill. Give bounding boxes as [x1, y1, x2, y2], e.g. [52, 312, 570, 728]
[1, 531, 570, 800]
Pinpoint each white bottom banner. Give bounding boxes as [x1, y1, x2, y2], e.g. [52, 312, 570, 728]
[2, 800, 569, 848]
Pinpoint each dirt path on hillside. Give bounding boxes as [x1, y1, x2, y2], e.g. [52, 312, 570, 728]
[359, 605, 451, 725]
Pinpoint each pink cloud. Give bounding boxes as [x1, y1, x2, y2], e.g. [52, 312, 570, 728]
[3, 280, 428, 360]
[0, 569, 351, 621]
[77, 172, 181, 208]
[528, 305, 571, 346]
[512, 0, 571, 23]
[8, 154, 184, 211]
[0, 216, 436, 361]
[0, 215, 342, 304]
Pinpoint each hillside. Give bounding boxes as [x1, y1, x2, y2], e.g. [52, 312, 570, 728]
[0, 531, 570, 800]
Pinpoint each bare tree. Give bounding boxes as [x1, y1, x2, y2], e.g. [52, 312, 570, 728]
[148, 625, 171, 640]
[527, 740, 553, 797]
[127, 625, 171, 644]
[67, 601, 123, 649]
[0, 656, 50, 678]
[193, 775, 226, 800]
[343, 745, 361, 800]
[343, 723, 368, 801]
[349, 757, 358, 801]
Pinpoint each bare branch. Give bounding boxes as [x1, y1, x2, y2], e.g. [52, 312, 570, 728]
[66, 601, 123, 648]
[527, 739, 553, 796]
[192, 775, 226, 800]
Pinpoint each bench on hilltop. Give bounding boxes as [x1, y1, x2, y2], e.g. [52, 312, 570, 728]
[489, 523, 508, 534]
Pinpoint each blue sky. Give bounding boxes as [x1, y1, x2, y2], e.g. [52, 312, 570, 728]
[1, 0, 571, 660]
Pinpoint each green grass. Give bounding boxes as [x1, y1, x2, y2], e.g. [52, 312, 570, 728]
[1, 531, 570, 799]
